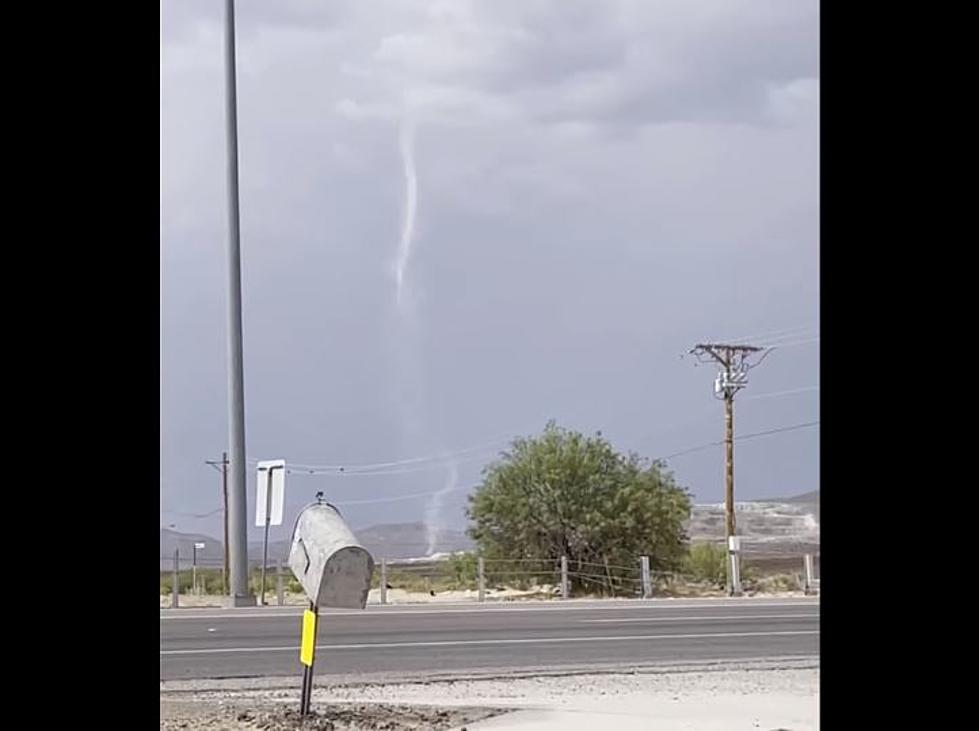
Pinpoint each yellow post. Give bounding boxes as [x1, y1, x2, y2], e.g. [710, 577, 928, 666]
[300, 608, 317, 666]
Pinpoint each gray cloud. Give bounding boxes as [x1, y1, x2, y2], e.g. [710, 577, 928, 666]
[335, 0, 818, 129]
[161, 0, 819, 542]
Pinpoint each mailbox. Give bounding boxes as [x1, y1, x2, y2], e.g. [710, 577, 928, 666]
[288, 502, 375, 609]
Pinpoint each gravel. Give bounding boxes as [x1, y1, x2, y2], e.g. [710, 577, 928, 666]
[160, 701, 504, 730]
[161, 662, 817, 730]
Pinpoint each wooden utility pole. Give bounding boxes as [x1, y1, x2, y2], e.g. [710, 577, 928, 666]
[688, 343, 770, 594]
[206, 452, 231, 594]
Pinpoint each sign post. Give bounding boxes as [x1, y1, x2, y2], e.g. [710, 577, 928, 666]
[256, 460, 286, 605]
[193, 542, 205, 595]
[299, 603, 318, 715]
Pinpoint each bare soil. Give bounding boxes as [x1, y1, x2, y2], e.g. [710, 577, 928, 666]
[160, 699, 504, 730]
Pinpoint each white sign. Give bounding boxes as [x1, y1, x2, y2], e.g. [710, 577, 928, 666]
[194, 542, 206, 549]
[256, 459, 286, 527]
[728, 536, 741, 553]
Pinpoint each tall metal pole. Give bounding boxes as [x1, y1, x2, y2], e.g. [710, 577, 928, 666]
[222, 0, 251, 605]
[222, 452, 230, 594]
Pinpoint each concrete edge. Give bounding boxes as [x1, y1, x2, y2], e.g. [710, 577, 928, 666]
[160, 655, 820, 695]
[160, 595, 820, 617]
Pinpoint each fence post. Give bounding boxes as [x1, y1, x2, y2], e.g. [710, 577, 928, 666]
[803, 554, 816, 595]
[276, 558, 284, 606]
[477, 557, 485, 602]
[640, 555, 651, 599]
[560, 555, 569, 600]
[172, 548, 179, 609]
[380, 558, 388, 605]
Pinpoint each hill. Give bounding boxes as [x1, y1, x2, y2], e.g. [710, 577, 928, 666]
[160, 491, 818, 568]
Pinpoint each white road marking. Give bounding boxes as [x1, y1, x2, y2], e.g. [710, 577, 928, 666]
[580, 614, 819, 624]
[160, 630, 819, 656]
[161, 600, 819, 622]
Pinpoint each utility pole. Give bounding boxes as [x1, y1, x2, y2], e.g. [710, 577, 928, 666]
[688, 342, 770, 595]
[222, 0, 252, 606]
[206, 452, 230, 594]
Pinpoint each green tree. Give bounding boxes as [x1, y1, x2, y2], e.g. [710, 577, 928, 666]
[466, 422, 692, 595]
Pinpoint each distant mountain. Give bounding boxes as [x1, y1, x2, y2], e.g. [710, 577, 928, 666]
[160, 529, 224, 570]
[760, 490, 819, 521]
[765, 490, 819, 505]
[356, 521, 473, 559]
[160, 521, 473, 569]
[161, 492, 818, 568]
[687, 491, 820, 554]
[247, 522, 473, 561]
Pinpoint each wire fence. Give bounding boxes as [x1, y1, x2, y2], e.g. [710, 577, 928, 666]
[160, 548, 820, 606]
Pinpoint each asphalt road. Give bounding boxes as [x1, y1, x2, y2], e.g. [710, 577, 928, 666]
[160, 597, 819, 681]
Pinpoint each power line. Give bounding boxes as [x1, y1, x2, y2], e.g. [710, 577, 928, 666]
[628, 383, 817, 449]
[162, 507, 224, 519]
[238, 369, 820, 480]
[660, 421, 820, 460]
[332, 486, 473, 506]
[281, 450, 498, 477]
[245, 424, 543, 473]
[719, 324, 817, 344]
[756, 336, 820, 349]
[164, 419, 818, 516]
[741, 385, 819, 401]
[245, 384, 818, 480]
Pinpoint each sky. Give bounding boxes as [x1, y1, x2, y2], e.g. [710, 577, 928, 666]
[161, 0, 819, 544]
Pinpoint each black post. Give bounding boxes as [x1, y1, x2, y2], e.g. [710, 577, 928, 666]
[300, 600, 318, 715]
[299, 665, 310, 715]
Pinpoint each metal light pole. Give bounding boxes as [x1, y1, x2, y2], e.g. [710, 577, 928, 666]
[222, 0, 252, 606]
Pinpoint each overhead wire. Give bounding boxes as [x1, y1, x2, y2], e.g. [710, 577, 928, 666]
[165, 419, 818, 518]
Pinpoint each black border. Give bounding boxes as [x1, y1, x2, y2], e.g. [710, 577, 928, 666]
[20, 0, 951, 724]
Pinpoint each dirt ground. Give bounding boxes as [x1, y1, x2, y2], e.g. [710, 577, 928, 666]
[161, 664, 817, 730]
[160, 700, 504, 730]
[160, 583, 810, 608]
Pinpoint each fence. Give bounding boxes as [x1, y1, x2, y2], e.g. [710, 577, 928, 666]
[159, 552, 298, 608]
[160, 548, 820, 607]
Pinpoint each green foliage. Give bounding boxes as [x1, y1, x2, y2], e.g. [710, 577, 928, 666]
[446, 552, 479, 589]
[370, 554, 479, 593]
[160, 569, 215, 595]
[467, 422, 692, 595]
[683, 542, 727, 586]
[160, 567, 298, 596]
[681, 543, 763, 590]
